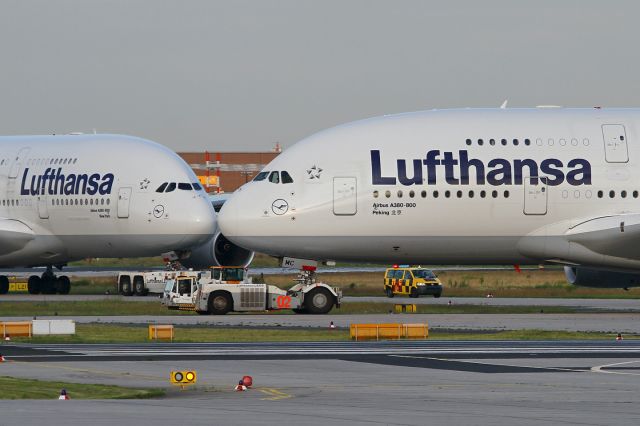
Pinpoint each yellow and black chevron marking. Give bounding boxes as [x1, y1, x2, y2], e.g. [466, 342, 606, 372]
[385, 278, 416, 295]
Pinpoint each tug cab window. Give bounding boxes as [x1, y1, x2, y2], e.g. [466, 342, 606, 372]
[254, 172, 269, 182]
[268, 171, 280, 184]
[281, 171, 294, 184]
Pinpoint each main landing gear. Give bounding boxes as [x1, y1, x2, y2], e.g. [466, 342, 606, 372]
[27, 267, 71, 295]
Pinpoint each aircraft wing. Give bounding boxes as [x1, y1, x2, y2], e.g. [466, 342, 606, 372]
[0, 218, 35, 255]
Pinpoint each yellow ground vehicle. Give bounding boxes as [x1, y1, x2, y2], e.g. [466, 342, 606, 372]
[384, 266, 443, 298]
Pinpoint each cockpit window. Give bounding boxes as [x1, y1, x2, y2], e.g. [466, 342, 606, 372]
[254, 172, 268, 182]
[192, 182, 202, 191]
[156, 182, 168, 193]
[268, 171, 280, 184]
[281, 171, 293, 184]
[165, 182, 176, 192]
[178, 183, 192, 190]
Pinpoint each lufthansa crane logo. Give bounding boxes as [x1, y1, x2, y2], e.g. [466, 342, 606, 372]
[153, 204, 165, 218]
[271, 199, 289, 215]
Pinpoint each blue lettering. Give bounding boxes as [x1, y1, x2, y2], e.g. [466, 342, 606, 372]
[371, 150, 592, 187]
[19, 168, 116, 196]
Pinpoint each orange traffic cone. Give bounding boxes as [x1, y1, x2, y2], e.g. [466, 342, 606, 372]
[0, 353, 5, 362]
[616, 333, 623, 341]
[4, 335, 10, 342]
[329, 321, 336, 329]
[234, 380, 247, 391]
[58, 389, 69, 400]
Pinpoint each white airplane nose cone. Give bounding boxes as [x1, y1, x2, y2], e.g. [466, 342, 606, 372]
[218, 197, 239, 238]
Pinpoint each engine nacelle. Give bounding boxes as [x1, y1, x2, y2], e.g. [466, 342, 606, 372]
[181, 232, 254, 268]
[564, 266, 640, 288]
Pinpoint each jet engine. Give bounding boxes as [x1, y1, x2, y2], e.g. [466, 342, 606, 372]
[564, 266, 640, 288]
[181, 232, 254, 268]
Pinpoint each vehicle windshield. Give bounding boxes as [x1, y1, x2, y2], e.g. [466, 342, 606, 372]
[413, 269, 437, 279]
[222, 268, 244, 281]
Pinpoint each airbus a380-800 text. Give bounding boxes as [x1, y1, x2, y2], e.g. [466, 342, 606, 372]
[219, 107, 640, 289]
[0, 134, 253, 295]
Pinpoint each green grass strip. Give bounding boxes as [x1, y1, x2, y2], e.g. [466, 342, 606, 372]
[0, 376, 164, 399]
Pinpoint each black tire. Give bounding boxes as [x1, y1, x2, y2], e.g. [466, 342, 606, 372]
[434, 292, 442, 299]
[207, 291, 232, 315]
[119, 276, 133, 296]
[27, 276, 41, 294]
[133, 277, 147, 296]
[0, 276, 9, 294]
[56, 276, 71, 295]
[304, 287, 335, 314]
[385, 287, 394, 298]
[409, 287, 419, 298]
[292, 308, 307, 314]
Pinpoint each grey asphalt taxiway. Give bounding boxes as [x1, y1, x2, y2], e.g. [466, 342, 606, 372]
[1, 340, 640, 426]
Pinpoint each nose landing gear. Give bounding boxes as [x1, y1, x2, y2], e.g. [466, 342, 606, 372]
[27, 267, 71, 295]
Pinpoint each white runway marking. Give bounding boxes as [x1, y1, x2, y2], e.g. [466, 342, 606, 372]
[590, 360, 640, 376]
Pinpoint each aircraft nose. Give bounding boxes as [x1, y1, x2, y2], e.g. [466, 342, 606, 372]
[217, 196, 238, 238]
[183, 196, 217, 243]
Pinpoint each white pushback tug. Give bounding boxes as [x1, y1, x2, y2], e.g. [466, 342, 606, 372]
[161, 261, 342, 315]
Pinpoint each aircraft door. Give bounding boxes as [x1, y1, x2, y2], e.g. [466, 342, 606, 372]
[37, 195, 49, 219]
[333, 177, 357, 215]
[117, 187, 132, 218]
[523, 177, 547, 215]
[9, 147, 30, 179]
[602, 124, 629, 163]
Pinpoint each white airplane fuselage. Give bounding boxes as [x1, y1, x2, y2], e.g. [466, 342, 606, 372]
[219, 108, 640, 273]
[0, 134, 216, 267]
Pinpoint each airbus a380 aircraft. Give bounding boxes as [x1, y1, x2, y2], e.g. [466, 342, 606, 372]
[0, 134, 252, 295]
[219, 107, 640, 289]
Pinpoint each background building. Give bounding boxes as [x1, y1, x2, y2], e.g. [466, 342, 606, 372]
[178, 150, 280, 193]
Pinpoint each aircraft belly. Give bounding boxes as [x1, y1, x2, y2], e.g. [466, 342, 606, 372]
[229, 235, 533, 264]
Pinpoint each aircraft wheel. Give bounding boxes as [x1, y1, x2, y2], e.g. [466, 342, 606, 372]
[27, 276, 41, 294]
[304, 287, 334, 314]
[119, 276, 133, 296]
[385, 287, 394, 298]
[208, 291, 232, 315]
[133, 277, 147, 296]
[56, 276, 71, 295]
[0, 276, 9, 294]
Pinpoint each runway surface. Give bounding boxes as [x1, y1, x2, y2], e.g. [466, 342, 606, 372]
[1, 340, 640, 425]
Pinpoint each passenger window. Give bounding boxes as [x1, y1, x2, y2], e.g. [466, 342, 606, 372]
[254, 172, 269, 182]
[281, 171, 294, 184]
[178, 183, 192, 190]
[156, 183, 168, 193]
[268, 172, 280, 184]
[192, 183, 203, 191]
[165, 183, 176, 192]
